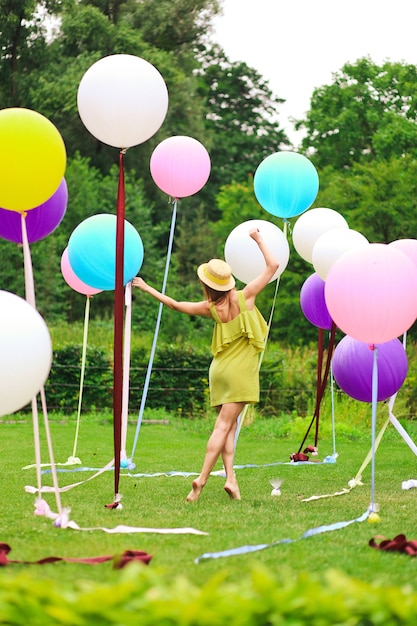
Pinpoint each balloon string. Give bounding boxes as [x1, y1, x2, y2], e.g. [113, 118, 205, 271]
[296, 322, 336, 453]
[21, 213, 63, 515]
[370, 345, 378, 512]
[314, 327, 324, 447]
[72, 295, 90, 459]
[113, 150, 125, 497]
[234, 262, 281, 446]
[130, 198, 178, 462]
[121, 283, 132, 459]
[330, 356, 337, 457]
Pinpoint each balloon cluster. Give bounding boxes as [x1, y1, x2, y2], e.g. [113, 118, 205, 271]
[0, 107, 68, 415]
[293, 206, 417, 402]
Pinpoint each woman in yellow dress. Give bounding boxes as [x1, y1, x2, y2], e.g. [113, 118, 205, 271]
[132, 228, 279, 502]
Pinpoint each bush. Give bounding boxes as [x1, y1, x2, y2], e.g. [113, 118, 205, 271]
[44, 344, 113, 412]
[1, 564, 417, 625]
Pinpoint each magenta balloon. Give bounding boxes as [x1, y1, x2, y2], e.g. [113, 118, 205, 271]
[61, 247, 102, 296]
[325, 243, 417, 344]
[150, 136, 211, 198]
[300, 273, 333, 330]
[389, 238, 417, 269]
[332, 336, 408, 402]
[0, 179, 68, 243]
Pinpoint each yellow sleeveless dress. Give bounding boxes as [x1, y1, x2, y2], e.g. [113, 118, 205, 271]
[208, 291, 268, 407]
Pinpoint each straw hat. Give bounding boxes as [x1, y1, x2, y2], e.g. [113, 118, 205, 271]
[197, 259, 235, 291]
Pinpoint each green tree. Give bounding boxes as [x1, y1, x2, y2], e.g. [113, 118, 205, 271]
[316, 155, 417, 244]
[196, 44, 290, 214]
[297, 57, 417, 170]
[0, 0, 65, 105]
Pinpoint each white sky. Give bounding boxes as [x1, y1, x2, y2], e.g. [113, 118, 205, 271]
[212, 0, 417, 146]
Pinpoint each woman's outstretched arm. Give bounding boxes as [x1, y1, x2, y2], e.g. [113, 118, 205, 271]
[132, 277, 211, 317]
[243, 229, 279, 303]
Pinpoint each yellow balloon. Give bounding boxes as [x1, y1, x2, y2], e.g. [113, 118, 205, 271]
[0, 108, 66, 212]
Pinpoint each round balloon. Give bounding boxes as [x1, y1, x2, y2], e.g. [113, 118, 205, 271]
[253, 151, 319, 219]
[67, 214, 144, 291]
[312, 228, 369, 281]
[332, 336, 408, 402]
[224, 219, 289, 284]
[61, 247, 102, 296]
[292, 207, 349, 264]
[325, 243, 417, 344]
[0, 291, 52, 416]
[77, 54, 169, 148]
[150, 136, 211, 198]
[0, 179, 68, 244]
[0, 108, 66, 212]
[300, 273, 333, 330]
[389, 239, 417, 269]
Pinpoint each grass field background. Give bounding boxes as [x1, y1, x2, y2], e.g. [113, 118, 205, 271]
[1, 411, 417, 591]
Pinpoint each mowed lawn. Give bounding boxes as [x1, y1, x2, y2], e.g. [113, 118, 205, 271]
[1, 415, 417, 589]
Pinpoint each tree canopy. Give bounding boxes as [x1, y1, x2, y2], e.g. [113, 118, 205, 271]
[1, 5, 417, 343]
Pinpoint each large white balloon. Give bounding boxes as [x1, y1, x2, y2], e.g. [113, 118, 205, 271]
[312, 228, 369, 280]
[225, 219, 289, 284]
[0, 291, 52, 416]
[77, 54, 169, 148]
[292, 207, 349, 264]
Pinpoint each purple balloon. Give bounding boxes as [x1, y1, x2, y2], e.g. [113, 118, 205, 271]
[0, 178, 68, 244]
[300, 272, 333, 330]
[332, 336, 408, 402]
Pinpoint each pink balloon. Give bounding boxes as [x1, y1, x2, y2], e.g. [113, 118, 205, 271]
[150, 135, 211, 198]
[61, 247, 102, 296]
[325, 243, 417, 344]
[389, 238, 417, 269]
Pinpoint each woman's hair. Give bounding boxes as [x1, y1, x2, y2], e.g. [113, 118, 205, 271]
[201, 282, 230, 304]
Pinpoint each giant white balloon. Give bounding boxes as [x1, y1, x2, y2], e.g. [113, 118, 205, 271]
[225, 219, 289, 284]
[77, 54, 169, 148]
[312, 228, 369, 280]
[292, 207, 349, 264]
[0, 291, 52, 416]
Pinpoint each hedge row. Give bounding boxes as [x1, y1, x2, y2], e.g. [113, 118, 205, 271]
[1, 564, 417, 625]
[41, 344, 318, 417]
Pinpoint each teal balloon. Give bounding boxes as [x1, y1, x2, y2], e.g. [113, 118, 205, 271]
[254, 151, 319, 219]
[68, 214, 144, 291]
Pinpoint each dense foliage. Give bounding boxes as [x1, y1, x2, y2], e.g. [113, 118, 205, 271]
[2, 564, 417, 625]
[2, 3, 417, 343]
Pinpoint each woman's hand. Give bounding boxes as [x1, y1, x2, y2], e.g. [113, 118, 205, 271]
[132, 277, 147, 290]
[249, 228, 262, 244]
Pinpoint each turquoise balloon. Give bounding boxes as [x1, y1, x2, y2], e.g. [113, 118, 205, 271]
[68, 214, 144, 291]
[254, 151, 319, 219]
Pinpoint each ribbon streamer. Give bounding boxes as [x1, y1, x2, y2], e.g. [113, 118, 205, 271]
[296, 323, 337, 455]
[131, 198, 178, 462]
[195, 509, 369, 563]
[0, 542, 152, 568]
[113, 149, 126, 498]
[71, 293, 91, 462]
[121, 282, 132, 460]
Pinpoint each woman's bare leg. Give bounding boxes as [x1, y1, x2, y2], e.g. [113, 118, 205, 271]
[221, 420, 241, 499]
[186, 402, 244, 502]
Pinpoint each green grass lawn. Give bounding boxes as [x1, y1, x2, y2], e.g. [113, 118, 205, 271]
[1, 414, 417, 592]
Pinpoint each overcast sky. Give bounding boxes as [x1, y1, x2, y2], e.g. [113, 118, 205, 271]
[212, 0, 417, 145]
